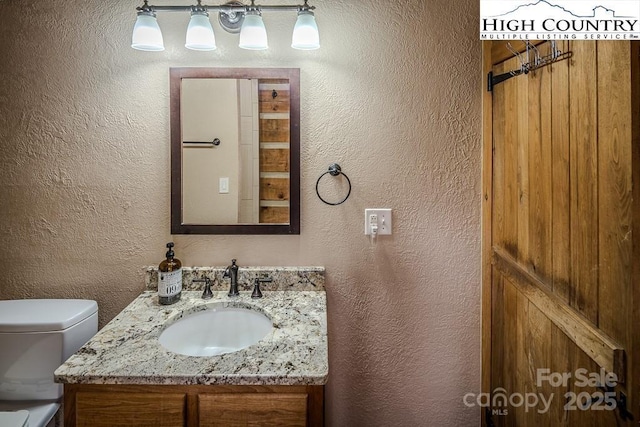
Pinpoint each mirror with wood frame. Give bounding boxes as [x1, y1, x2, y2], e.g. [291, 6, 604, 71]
[170, 68, 300, 234]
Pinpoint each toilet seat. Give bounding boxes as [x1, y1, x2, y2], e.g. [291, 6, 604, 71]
[0, 410, 29, 427]
[0, 401, 59, 427]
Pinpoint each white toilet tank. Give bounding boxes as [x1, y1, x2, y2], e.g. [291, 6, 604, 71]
[0, 299, 98, 401]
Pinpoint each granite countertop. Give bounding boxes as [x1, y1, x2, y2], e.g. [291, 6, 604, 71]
[54, 289, 328, 386]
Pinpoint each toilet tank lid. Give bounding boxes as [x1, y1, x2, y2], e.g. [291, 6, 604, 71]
[0, 299, 98, 333]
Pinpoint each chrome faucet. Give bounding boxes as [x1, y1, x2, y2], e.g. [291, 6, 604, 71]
[223, 259, 240, 297]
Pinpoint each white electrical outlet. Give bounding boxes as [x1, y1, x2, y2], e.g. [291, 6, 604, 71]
[365, 209, 392, 235]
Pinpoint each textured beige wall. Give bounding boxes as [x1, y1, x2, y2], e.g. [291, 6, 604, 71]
[0, 1, 481, 425]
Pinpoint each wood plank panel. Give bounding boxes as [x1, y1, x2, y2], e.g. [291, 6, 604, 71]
[260, 206, 289, 224]
[596, 41, 632, 371]
[630, 39, 640, 422]
[516, 62, 530, 266]
[503, 57, 520, 257]
[487, 55, 505, 427]
[261, 78, 290, 84]
[260, 178, 290, 201]
[568, 41, 599, 323]
[492, 60, 506, 246]
[260, 100, 290, 113]
[260, 149, 290, 172]
[259, 90, 291, 103]
[259, 79, 290, 113]
[503, 276, 518, 427]
[488, 272, 508, 427]
[549, 324, 571, 426]
[198, 393, 307, 427]
[550, 40, 571, 303]
[491, 269, 505, 396]
[260, 118, 290, 142]
[528, 52, 553, 284]
[526, 302, 552, 427]
[514, 288, 529, 424]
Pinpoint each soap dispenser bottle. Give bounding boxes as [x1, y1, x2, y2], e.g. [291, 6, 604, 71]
[158, 242, 182, 305]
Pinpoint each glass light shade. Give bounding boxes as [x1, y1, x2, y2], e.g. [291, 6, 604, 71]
[239, 11, 268, 50]
[291, 10, 319, 50]
[131, 12, 164, 51]
[185, 12, 217, 51]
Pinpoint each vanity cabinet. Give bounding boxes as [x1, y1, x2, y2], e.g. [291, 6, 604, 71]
[64, 384, 323, 427]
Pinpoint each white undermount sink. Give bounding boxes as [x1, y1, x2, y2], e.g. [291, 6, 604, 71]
[158, 304, 272, 357]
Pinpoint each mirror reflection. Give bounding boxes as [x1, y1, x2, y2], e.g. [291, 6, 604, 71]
[170, 68, 300, 235]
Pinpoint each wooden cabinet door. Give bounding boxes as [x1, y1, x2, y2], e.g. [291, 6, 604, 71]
[74, 391, 186, 426]
[482, 40, 640, 426]
[198, 393, 307, 427]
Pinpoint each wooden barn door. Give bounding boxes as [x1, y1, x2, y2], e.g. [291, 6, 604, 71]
[481, 41, 640, 426]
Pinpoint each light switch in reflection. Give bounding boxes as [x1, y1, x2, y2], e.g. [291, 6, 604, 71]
[219, 177, 229, 194]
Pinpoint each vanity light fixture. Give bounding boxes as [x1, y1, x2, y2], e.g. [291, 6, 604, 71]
[131, 0, 319, 52]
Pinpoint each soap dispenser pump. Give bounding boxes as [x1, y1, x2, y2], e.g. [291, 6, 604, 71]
[158, 242, 182, 305]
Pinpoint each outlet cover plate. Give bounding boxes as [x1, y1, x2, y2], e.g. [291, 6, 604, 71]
[365, 208, 392, 235]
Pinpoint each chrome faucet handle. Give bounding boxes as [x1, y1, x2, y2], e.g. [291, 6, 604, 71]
[251, 276, 273, 299]
[193, 278, 213, 300]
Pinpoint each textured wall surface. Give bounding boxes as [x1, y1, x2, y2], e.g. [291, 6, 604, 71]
[0, 1, 481, 425]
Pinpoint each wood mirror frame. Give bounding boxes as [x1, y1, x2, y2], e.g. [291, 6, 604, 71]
[170, 67, 300, 235]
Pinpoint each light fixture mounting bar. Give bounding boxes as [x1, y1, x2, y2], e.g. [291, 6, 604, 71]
[139, 3, 315, 13]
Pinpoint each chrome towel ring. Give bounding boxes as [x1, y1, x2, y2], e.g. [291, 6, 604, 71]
[315, 163, 351, 206]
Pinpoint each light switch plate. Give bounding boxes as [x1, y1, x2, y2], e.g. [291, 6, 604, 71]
[219, 177, 229, 194]
[365, 209, 392, 235]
